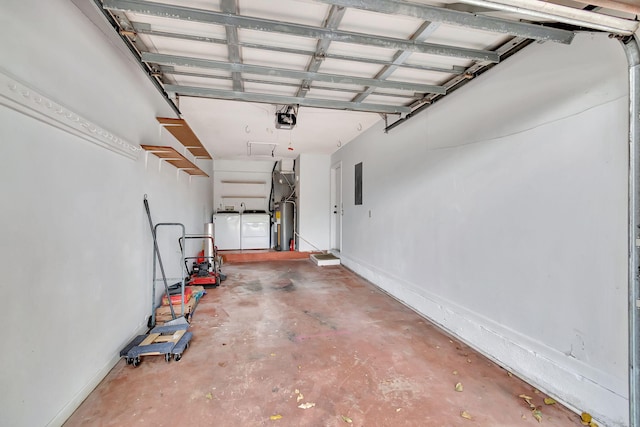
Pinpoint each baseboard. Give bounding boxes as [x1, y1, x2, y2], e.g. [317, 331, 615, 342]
[340, 254, 629, 427]
[46, 322, 149, 427]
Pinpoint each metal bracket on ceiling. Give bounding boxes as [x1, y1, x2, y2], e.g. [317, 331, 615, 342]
[313, 51, 327, 62]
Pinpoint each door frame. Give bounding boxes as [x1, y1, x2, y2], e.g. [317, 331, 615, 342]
[330, 161, 342, 253]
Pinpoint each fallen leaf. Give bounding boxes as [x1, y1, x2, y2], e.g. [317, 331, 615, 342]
[467, 359, 472, 363]
[341, 415, 353, 423]
[544, 397, 557, 405]
[522, 414, 527, 419]
[298, 402, 316, 409]
[455, 382, 464, 392]
[518, 394, 535, 409]
[581, 412, 593, 425]
[533, 409, 542, 423]
[461, 411, 472, 420]
[295, 389, 300, 394]
[270, 414, 283, 420]
[534, 389, 540, 394]
[452, 370, 458, 375]
[589, 422, 599, 427]
[205, 392, 212, 400]
[507, 372, 513, 377]
[297, 393, 304, 402]
[396, 408, 402, 412]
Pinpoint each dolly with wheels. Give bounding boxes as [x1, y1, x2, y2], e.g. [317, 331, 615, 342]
[120, 318, 192, 367]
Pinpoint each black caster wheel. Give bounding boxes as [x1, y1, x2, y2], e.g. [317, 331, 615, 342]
[174, 354, 182, 362]
[132, 357, 141, 367]
[165, 353, 171, 363]
[126, 358, 133, 365]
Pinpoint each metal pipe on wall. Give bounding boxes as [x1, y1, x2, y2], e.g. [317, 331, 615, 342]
[622, 34, 640, 427]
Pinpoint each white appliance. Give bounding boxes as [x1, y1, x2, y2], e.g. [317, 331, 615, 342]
[241, 213, 270, 249]
[212, 213, 241, 250]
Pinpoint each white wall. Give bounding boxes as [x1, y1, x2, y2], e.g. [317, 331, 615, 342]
[213, 159, 275, 213]
[0, 1, 212, 426]
[332, 33, 629, 427]
[297, 154, 331, 252]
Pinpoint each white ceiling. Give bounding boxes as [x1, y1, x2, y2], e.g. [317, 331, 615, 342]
[94, 0, 638, 161]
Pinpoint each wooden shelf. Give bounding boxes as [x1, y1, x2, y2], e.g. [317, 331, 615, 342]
[157, 117, 212, 159]
[141, 145, 209, 177]
[221, 195, 266, 199]
[221, 180, 266, 184]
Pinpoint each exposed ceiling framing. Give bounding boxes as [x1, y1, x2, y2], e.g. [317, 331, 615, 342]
[94, 0, 639, 159]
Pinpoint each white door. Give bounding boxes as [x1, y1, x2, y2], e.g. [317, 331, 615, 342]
[330, 163, 342, 252]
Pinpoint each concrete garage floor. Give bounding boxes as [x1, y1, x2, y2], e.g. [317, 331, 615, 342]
[65, 260, 583, 426]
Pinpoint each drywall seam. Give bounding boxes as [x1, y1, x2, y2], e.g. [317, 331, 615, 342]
[0, 68, 140, 160]
[340, 254, 629, 427]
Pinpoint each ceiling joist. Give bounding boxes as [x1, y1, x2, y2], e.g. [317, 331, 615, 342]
[130, 22, 467, 75]
[163, 84, 412, 115]
[141, 52, 448, 94]
[311, 0, 575, 44]
[158, 66, 418, 99]
[103, 0, 500, 62]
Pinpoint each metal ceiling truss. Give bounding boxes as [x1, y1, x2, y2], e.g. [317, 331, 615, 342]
[158, 66, 417, 99]
[130, 22, 467, 75]
[296, 4, 346, 98]
[103, 0, 500, 62]
[162, 84, 412, 115]
[100, 0, 587, 118]
[141, 52, 447, 94]
[311, 0, 575, 44]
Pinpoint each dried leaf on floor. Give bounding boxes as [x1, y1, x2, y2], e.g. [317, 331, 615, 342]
[507, 372, 513, 377]
[589, 421, 599, 427]
[581, 412, 593, 425]
[455, 382, 464, 392]
[205, 392, 213, 400]
[396, 408, 402, 412]
[452, 370, 458, 375]
[341, 415, 353, 423]
[544, 397, 557, 405]
[518, 394, 536, 410]
[270, 414, 283, 420]
[298, 402, 316, 409]
[533, 409, 542, 423]
[461, 411, 472, 420]
[297, 393, 304, 402]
